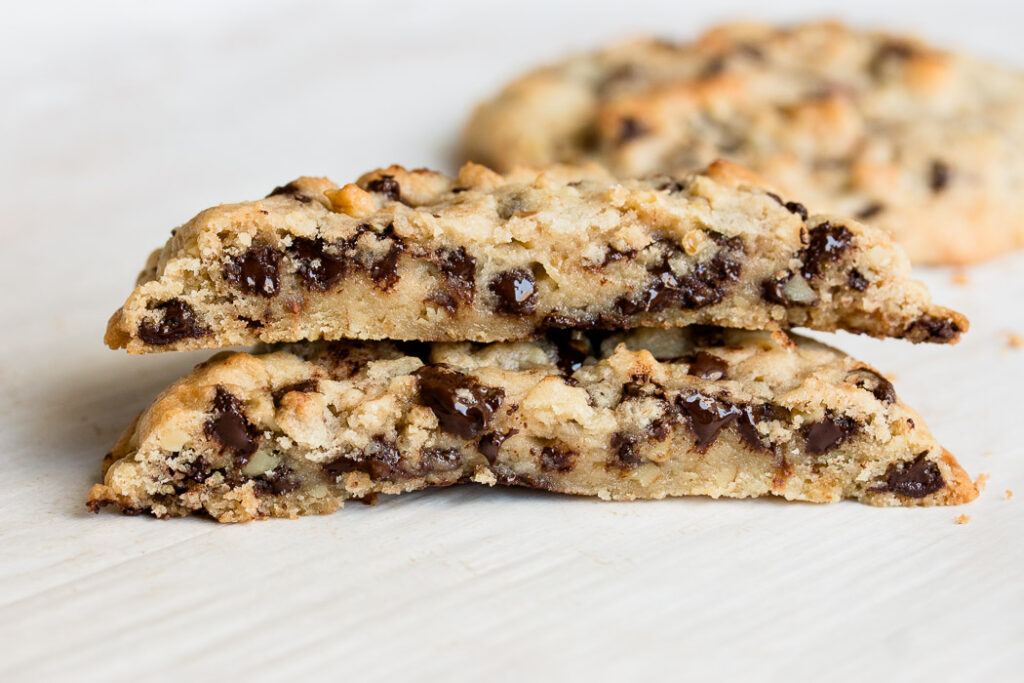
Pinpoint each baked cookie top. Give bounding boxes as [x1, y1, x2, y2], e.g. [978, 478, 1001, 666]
[463, 21, 1024, 263]
[105, 161, 965, 353]
[88, 327, 977, 521]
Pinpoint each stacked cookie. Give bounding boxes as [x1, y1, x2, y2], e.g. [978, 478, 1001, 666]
[91, 160, 977, 521]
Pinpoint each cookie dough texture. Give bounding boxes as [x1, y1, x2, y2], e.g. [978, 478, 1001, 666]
[88, 328, 977, 522]
[105, 161, 965, 354]
[463, 21, 1024, 263]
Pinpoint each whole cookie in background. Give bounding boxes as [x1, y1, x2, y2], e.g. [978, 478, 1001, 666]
[462, 21, 1024, 264]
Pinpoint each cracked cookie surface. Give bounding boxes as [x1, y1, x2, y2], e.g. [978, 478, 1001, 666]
[463, 21, 1024, 263]
[88, 328, 977, 522]
[105, 161, 965, 353]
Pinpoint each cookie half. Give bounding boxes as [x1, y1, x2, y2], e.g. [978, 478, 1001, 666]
[105, 161, 965, 353]
[88, 328, 977, 521]
[463, 22, 1024, 263]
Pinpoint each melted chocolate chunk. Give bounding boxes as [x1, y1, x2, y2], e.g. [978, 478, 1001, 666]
[369, 242, 404, 290]
[687, 351, 728, 380]
[138, 299, 209, 346]
[420, 448, 463, 472]
[610, 432, 641, 468]
[847, 269, 869, 291]
[225, 245, 281, 297]
[254, 466, 300, 496]
[803, 413, 858, 455]
[736, 405, 769, 452]
[616, 238, 742, 314]
[874, 452, 945, 498]
[489, 269, 537, 315]
[761, 271, 799, 306]
[617, 117, 647, 143]
[181, 456, 211, 483]
[272, 379, 319, 405]
[548, 330, 590, 375]
[434, 247, 476, 304]
[366, 175, 401, 201]
[205, 387, 258, 463]
[929, 160, 951, 193]
[540, 445, 576, 472]
[856, 202, 885, 220]
[800, 222, 853, 279]
[416, 366, 504, 439]
[847, 368, 896, 403]
[478, 429, 517, 465]
[289, 237, 347, 291]
[267, 181, 312, 203]
[679, 393, 742, 452]
[906, 315, 960, 343]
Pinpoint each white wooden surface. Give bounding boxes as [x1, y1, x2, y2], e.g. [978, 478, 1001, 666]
[2, 1, 1022, 680]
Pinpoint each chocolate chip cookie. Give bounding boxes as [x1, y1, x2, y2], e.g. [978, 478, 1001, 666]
[87, 327, 977, 521]
[105, 160, 965, 353]
[463, 21, 1024, 263]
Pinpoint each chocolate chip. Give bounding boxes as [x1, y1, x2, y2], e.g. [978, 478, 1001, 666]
[929, 160, 951, 193]
[679, 392, 742, 452]
[803, 413, 858, 455]
[366, 175, 401, 201]
[657, 179, 687, 194]
[610, 432, 641, 468]
[601, 245, 636, 266]
[181, 456, 210, 483]
[736, 405, 771, 452]
[617, 117, 647, 143]
[254, 466, 300, 496]
[205, 387, 258, 464]
[687, 351, 728, 380]
[489, 268, 537, 316]
[497, 194, 528, 220]
[420, 448, 463, 472]
[616, 238, 743, 314]
[906, 315, 961, 343]
[478, 429, 517, 464]
[416, 366, 504, 439]
[224, 245, 281, 297]
[272, 379, 319, 405]
[856, 202, 885, 220]
[289, 237, 347, 291]
[434, 247, 476, 304]
[800, 222, 853, 279]
[267, 181, 312, 203]
[548, 330, 591, 375]
[846, 368, 897, 403]
[541, 312, 630, 332]
[138, 299, 209, 346]
[870, 41, 916, 77]
[369, 242, 404, 290]
[540, 445, 576, 472]
[848, 269, 869, 291]
[761, 271, 797, 306]
[766, 192, 808, 221]
[874, 452, 945, 498]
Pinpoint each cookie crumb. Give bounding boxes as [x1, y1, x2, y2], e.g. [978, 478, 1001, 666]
[951, 269, 970, 286]
[975, 473, 989, 492]
[1006, 489, 1014, 501]
[1005, 332, 1024, 349]
[954, 514, 970, 525]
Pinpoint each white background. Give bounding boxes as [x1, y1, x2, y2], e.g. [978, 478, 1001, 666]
[3, 1, 1023, 680]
